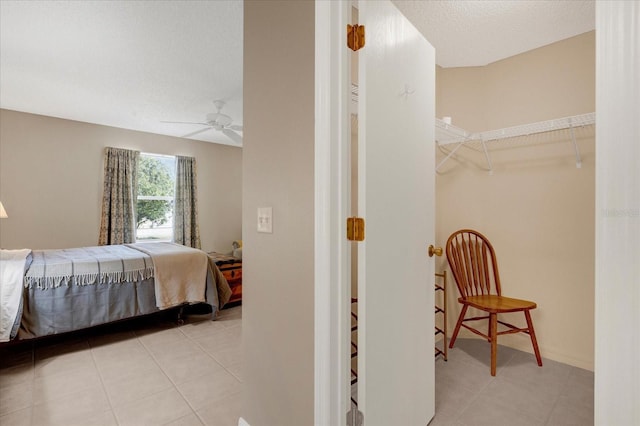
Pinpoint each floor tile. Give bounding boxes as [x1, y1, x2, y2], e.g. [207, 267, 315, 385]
[102, 364, 173, 408]
[87, 330, 139, 352]
[0, 406, 32, 426]
[176, 369, 242, 411]
[93, 348, 159, 384]
[436, 339, 591, 426]
[90, 335, 148, 360]
[113, 388, 192, 426]
[1, 311, 595, 426]
[196, 391, 243, 426]
[136, 327, 184, 349]
[155, 350, 225, 385]
[146, 339, 206, 362]
[194, 328, 241, 368]
[456, 396, 544, 426]
[178, 318, 229, 340]
[165, 412, 205, 426]
[435, 355, 494, 395]
[450, 338, 518, 372]
[207, 347, 242, 368]
[84, 409, 119, 426]
[546, 395, 594, 426]
[560, 367, 594, 410]
[218, 306, 242, 318]
[31, 385, 111, 426]
[34, 339, 89, 361]
[501, 351, 571, 399]
[226, 360, 243, 382]
[428, 416, 466, 426]
[431, 379, 477, 425]
[220, 316, 242, 329]
[33, 364, 101, 404]
[0, 380, 33, 416]
[34, 346, 95, 378]
[194, 327, 241, 352]
[0, 362, 34, 389]
[472, 377, 557, 423]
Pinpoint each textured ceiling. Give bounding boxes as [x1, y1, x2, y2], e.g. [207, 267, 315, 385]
[0, 1, 595, 146]
[393, 0, 595, 68]
[0, 1, 243, 146]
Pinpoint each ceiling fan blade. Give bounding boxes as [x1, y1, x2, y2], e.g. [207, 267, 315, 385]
[229, 124, 243, 131]
[161, 120, 209, 126]
[182, 127, 212, 138]
[222, 128, 243, 144]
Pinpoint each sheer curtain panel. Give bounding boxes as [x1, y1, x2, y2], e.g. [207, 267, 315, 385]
[174, 156, 201, 249]
[98, 147, 139, 245]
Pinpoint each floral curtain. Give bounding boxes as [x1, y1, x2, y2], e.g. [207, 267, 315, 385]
[98, 147, 139, 245]
[174, 155, 201, 249]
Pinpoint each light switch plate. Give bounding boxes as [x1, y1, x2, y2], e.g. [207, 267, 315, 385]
[257, 207, 273, 233]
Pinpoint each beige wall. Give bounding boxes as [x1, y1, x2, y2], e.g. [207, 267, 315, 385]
[436, 32, 595, 370]
[0, 109, 242, 253]
[242, 1, 315, 425]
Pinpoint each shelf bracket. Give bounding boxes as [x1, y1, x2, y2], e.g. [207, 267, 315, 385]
[435, 142, 464, 172]
[480, 139, 494, 175]
[568, 118, 582, 169]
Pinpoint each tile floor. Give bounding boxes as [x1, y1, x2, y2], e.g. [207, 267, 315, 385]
[1, 307, 594, 426]
[431, 338, 594, 426]
[0, 305, 242, 426]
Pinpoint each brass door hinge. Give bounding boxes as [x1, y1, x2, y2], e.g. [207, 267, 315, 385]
[347, 24, 365, 51]
[347, 217, 365, 241]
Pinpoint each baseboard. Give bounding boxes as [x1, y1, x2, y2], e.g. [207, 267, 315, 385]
[238, 417, 250, 426]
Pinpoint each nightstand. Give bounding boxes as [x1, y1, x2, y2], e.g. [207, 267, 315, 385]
[208, 252, 242, 305]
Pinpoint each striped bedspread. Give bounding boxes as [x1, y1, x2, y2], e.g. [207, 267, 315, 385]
[24, 245, 154, 290]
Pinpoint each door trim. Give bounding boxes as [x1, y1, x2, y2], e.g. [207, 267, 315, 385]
[314, 1, 351, 425]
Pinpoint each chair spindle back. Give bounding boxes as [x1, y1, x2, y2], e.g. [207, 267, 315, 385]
[446, 229, 502, 298]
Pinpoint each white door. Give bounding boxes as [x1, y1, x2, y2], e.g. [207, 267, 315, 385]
[357, 1, 436, 425]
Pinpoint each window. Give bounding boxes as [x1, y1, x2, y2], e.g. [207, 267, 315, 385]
[136, 153, 176, 242]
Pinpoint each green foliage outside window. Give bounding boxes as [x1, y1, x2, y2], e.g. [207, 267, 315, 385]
[136, 156, 174, 228]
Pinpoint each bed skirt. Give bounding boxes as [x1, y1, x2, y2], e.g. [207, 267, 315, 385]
[17, 259, 224, 340]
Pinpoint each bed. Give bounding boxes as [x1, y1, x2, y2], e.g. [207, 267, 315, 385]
[0, 242, 232, 342]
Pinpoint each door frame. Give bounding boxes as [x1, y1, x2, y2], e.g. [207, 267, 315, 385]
[314, 1, 351, 425]
[314, 3, 640, 425]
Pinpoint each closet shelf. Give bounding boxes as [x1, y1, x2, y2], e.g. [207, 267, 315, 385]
[349, 82, 594, 174]
[436, 112, 595, 173]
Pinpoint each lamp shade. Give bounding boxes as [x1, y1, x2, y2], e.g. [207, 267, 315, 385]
[0, 201, 8, 219]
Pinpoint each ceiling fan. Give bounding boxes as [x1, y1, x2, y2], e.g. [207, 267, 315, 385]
[162, 100, 243, 144]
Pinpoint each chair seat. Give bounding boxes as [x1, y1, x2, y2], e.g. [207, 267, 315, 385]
[459, 295, 537, 313]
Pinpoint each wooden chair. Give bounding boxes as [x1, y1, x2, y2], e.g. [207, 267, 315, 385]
[445, 229, 542, 376]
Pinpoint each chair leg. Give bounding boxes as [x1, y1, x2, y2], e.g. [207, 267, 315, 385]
[448, 304, 468, 349]
[490, 313, 498, 376]
[524, 310, 543, 367]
